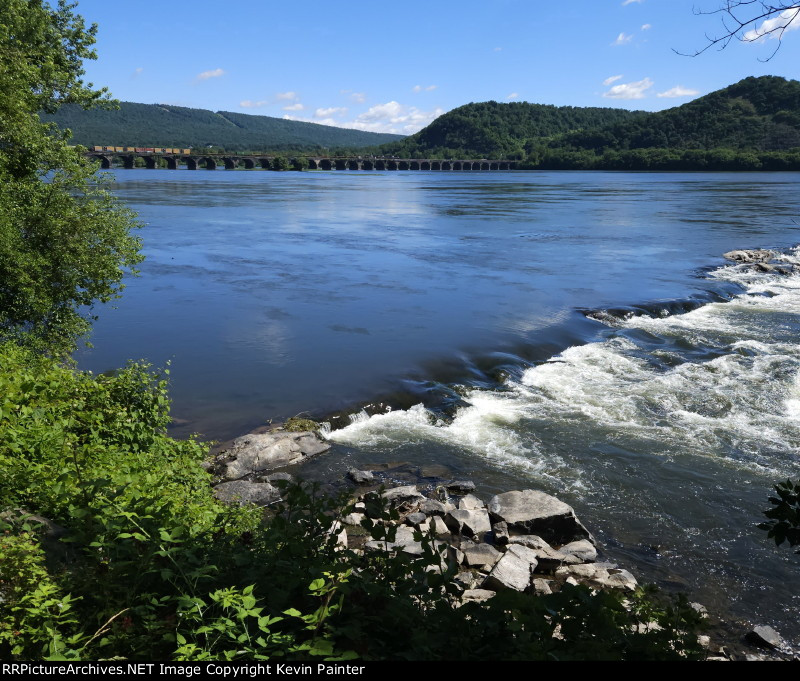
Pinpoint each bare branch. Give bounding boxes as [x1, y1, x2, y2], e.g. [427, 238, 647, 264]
[677, 1, 800, 60]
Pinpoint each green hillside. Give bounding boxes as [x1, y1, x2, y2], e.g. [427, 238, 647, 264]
[564, 76, 800, 152]
[378, 76, 800, 170]
[380, 101, 643, 159]
[42, 101, 403, 152]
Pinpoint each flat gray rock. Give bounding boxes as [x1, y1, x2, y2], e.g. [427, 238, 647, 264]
[381, 485, 425, 504]
[488, 489, 592, 545]
[213, 480, 280, 506]
[347, 468, 374, 484]
[445, 508, 492, 537]
[559, 539, 597, 563]
[462, 542, 502, 570]
[220, 431, 329, 480]
[484, 544, 539, 592]
[746, 625, 784, 650]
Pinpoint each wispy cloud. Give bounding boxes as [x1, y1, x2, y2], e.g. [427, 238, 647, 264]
[412, 84, 438, 92]
[131, 67, 144, 79]
[612, 32, 633, 46]
[350, 92, 366, 103]
[285, 101, 444, 135]
[506, 93, 519, 100]
[240, 100, 268, 108]
[315, 107, 347, 117]
[283, 102, 304, 111]
[622, 0, 643, 5]
[494, 47, 503, 51]
[276, 91, 298, 101]
[603, 74, 624, 86]
[657, 85, 699, 98]
[743, 7, 800, 41]
[196, 68, 225, 81]
[603, 77, 653, 99]
[641, 23, 651, 30]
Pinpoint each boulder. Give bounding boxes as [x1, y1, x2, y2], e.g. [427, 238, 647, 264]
[461, 589, 496, 604]
[461, 542, 502, 570]
[532, 578, 553, 596]
[723, 249, 775, 263]
[488, 490, 592, 545]
[347, 468, 374, 484]
[510, 535, 580, 571]
[213, 480, 280, 506]
[491, 521, 510, 546]
[219, 431, 329, 480]
[445, 508, 492, 537]
[555, 563, 638, 592]
[745, 625, 784, 650]
[381, 485, 425, 505]
[429, 516, 450, 536]
[446, 480, 476, 494]
[559, 539, 597, 563]
[458, 494, 486, 511]
[405, 512, 428, 527]
[484, 544, 539, 592]
[418, 498, 450, 516]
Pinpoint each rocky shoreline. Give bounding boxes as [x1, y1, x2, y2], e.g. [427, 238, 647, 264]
[206, 413, 793, 661]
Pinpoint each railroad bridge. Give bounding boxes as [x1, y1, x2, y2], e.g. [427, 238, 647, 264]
[86, 152, 517, 171]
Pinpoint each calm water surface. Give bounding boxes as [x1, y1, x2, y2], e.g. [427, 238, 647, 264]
[80, 169, 800, 641]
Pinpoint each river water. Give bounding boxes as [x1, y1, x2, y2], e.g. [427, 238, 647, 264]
[80, 169, 800, 640]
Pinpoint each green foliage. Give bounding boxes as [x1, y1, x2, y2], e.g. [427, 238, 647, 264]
[41, 102, 403, 152]
[759, 479, 800, 552]
[0, 0, 143, 356]
[271, 156, 290, 171]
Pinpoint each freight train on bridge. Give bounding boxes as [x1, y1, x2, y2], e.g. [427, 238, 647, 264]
[86, 147, 517, 171]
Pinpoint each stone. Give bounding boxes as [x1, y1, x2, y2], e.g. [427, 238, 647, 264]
[461, 589, 496, 604]
[745, 625, 784, 650]
[341, 512, 365, 526]
[461, 542, 502, 570]
[219, 431, 329, 479]
[510, 535, 579, 571]
[488, 489, 592, 545]
[418, 499, 448, 516]
[532, 578, 553, 596]
[405, 512, 427, 527]
[430, 516, 450, 536]
[559, 539, 597, 563]
[723, 249, 775, 263]
[446, 480, 476, 494]
[484, 544, 539, 592]
[458, 494, 485, 511]
[263, 472, 294, 483]
[445, 509, 492, 537]
[491, 521, 510, 546]
[347, 468, 374, 484]
[555, 563, 638, 592]
[455, 571, 481, 590]
[381, 485, 425, 504]
[213, 480, 280, 506]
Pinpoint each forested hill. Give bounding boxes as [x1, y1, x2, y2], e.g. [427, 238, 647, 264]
[379, 76, 800, 169]
[563, 76, 800, 153]
[380, 102, 643, 159]
[42, 101, 404, 152]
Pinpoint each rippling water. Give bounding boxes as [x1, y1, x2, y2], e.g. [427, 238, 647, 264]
[80, 169, 800, 640]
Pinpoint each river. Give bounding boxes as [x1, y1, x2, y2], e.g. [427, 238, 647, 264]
[79, 169, 800, 641]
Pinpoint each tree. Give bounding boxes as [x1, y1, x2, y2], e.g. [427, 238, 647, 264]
[0, 0, 143, 357]
[685, 2, 800, 60]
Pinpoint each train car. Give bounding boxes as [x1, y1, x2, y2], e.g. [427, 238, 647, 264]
[92, 145, 103, 152]
[114, 147, 124, 152]
[182, 148, 191, 154]
[123, 147, 135, 152]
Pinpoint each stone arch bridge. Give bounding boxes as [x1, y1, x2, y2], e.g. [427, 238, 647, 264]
[87, 152, 517, 171]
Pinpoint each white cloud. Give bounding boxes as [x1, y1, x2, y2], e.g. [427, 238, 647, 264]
[196, 68, 225, 81]
[283, 102, 304, 111]
[413, 84, 437, 92]
[612, 32, 633, 45]
[315, 107, 347, 117]
[506, 92, 519, 100]
[132, 67, 144, 78]
[603, 74, 624, 86]
[284, 101, 444, 135]
[350, 92, 366, 103]
[240, 100, 268, 108]
[276, 91, 298, 100]
[743, 7, 800, 41]
[603, 77, 653, 99]
[641, 23, 651, 30]
[657, 85, 700, 98]
[494, 46, 503, 51]
[622, 0, 643, 5]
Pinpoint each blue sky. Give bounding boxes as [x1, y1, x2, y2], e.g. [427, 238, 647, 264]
[73, 0, 800, 135]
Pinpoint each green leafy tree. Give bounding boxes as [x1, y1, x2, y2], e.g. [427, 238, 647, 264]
[0, 0, 143, 356]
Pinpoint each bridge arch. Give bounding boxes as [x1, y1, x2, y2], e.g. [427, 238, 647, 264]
[399, 161, 409, 170]
[480, 162, 490, 170]
[202, 157, 217, 170]
[410, 161, 420, 170]
[452, 162, 462, 170]
[348, 160, 360, 170]
[375, 160, 386, 170]
[361, 160, 373, 170]
[308, 159, 319, 170]
[320, 159, 333, 170]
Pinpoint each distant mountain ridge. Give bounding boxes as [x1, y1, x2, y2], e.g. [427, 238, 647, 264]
[42, 101, 404, 152]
